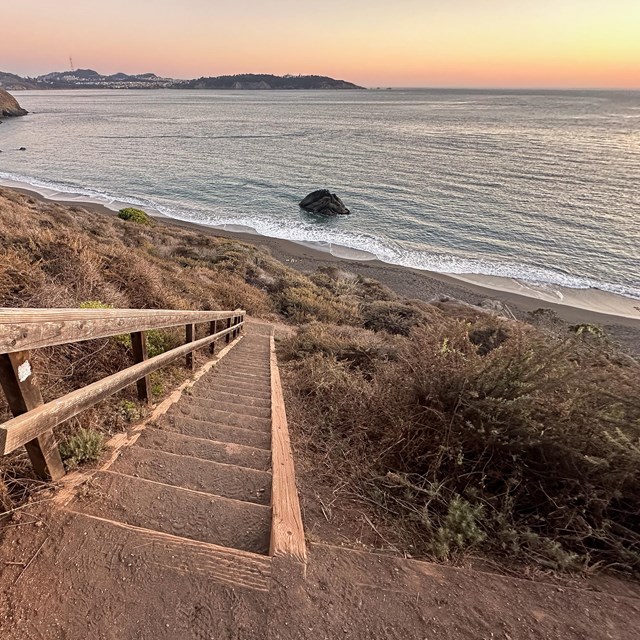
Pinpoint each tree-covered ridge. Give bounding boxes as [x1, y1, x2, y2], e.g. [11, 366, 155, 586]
[183, 74, 365, 90]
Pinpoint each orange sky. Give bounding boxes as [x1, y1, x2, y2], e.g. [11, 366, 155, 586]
[2, 1, 639, 88]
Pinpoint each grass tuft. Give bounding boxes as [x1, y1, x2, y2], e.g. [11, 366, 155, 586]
[59, 429, 104, 468]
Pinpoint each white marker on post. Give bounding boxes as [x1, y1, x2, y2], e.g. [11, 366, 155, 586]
[17, 360, 32, 382]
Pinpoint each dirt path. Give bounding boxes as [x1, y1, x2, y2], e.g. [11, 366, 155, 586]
[2, 506, 639, 640]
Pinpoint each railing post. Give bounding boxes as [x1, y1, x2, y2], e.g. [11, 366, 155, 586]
[0, 351, 65, 480]
[209, 320, 217, 355]
[185, 323, 195, 370]
[130, 331, 151, 404]
[225, 317, 232, 344]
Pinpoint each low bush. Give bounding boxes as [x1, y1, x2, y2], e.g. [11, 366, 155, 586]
[281, 316, 640, 573]
[60, 428, 104, 468]
[117, 207, 152, 225]
[361, 300, 428, 336]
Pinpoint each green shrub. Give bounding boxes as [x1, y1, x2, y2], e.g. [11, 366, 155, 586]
[569, 323, 606, 338]
[118, 207, 152, 225]
[430, 496, 486, 560]
[60, 428, 104, 468]
[120, 400, 140, 422]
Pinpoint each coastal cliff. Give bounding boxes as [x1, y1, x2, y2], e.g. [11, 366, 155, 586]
[0, 89, 27, 117]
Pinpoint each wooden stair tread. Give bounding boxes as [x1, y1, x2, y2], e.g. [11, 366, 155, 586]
[195, 385, 272, 401]
[111, 446, 272, 505]
[62, 510, 272, 592]
[170, 404, 272, 432]
[159, 415, 271, 450]
[179, 396, 271, 419]
[136, 427, 271, 471]
[204, 376, 271, 391]
[190, 388, 271, 408]
[73, 470, 271, 554]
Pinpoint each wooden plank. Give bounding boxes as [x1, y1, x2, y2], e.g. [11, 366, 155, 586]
[209, 320, 217, 355]
[0, 351, 65, 480]
[0, 308, 245, 354]
[0, 308, 245, 322]
[225, 318, 232, 345]
[0, 322, 244, 456]
[268, 332, 307, 565]
[131, 331, 151, 404]
[185, 323, 195, 370]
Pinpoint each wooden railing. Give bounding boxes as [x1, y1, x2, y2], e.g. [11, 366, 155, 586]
[0, 308, 245, 481]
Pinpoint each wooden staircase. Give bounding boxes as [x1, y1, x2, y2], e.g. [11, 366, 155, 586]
[0, 311, 305, 635]
[60, 323, 303, 592]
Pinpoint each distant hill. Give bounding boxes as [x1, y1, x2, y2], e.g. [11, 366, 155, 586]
[0, 72, 41, 91]
[36, 69, 173, 89]
[0, 69, 365, 91]
[182, 74, 364, 90]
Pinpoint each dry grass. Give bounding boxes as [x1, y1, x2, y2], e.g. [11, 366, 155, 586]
[0, 189, 299, 508]
[0, 188, 397, 511]
[280, 312, 640, 574]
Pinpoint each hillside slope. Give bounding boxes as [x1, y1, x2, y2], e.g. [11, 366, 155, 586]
[0, 187, 638, 580]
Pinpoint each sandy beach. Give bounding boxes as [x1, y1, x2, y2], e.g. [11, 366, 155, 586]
[7, 183, 640, 353]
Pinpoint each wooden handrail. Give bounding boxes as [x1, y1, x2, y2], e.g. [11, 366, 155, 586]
[0, 307, 246, 481]
[0, 308, 243, 354]
[0, 322, 242, 456]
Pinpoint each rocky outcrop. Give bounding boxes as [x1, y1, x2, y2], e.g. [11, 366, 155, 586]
[0, 89, 27, 118]
[299, 190, 351, 216]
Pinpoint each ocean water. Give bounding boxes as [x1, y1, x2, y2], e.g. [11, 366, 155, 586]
[1, 89, 639, 300]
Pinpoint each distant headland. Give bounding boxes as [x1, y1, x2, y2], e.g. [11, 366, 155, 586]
[0, 69, 365, 91]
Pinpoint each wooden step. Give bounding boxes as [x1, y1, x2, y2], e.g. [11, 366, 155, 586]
[205, 368, 271, 382]
[183, 396, 271, 419]
[63, 510, 272, 592]
[213, 367, 269, 381]
[74, 470, 271, 554]
[218, 362, 271, 374]
[196, 384, 271, 401]
[228, 357, 270, 365]
[136, 427, 271, 471]
[195, 375, 271, 391]
[159, 415, 271, 450]
[111, 446, 272, 505]
[206, 375, 272, 393]
[170, 405, 272, 433]
[190, 388, 271, 409]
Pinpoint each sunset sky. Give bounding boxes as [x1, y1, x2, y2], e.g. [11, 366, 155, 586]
[2, 0, 639, 88]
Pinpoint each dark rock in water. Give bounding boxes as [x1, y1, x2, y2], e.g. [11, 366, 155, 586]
[299, 189, 350, 215]
[18, 147, 26, 151]
[0, 88, 28, 118]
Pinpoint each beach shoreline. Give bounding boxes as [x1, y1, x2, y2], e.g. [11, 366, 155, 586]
[7, 183, 640, 337]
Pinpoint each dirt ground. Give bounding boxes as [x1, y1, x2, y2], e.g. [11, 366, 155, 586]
[1, 498, 639, 640]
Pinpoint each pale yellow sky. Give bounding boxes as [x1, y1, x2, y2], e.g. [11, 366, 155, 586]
[2, 0, 639, 87]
